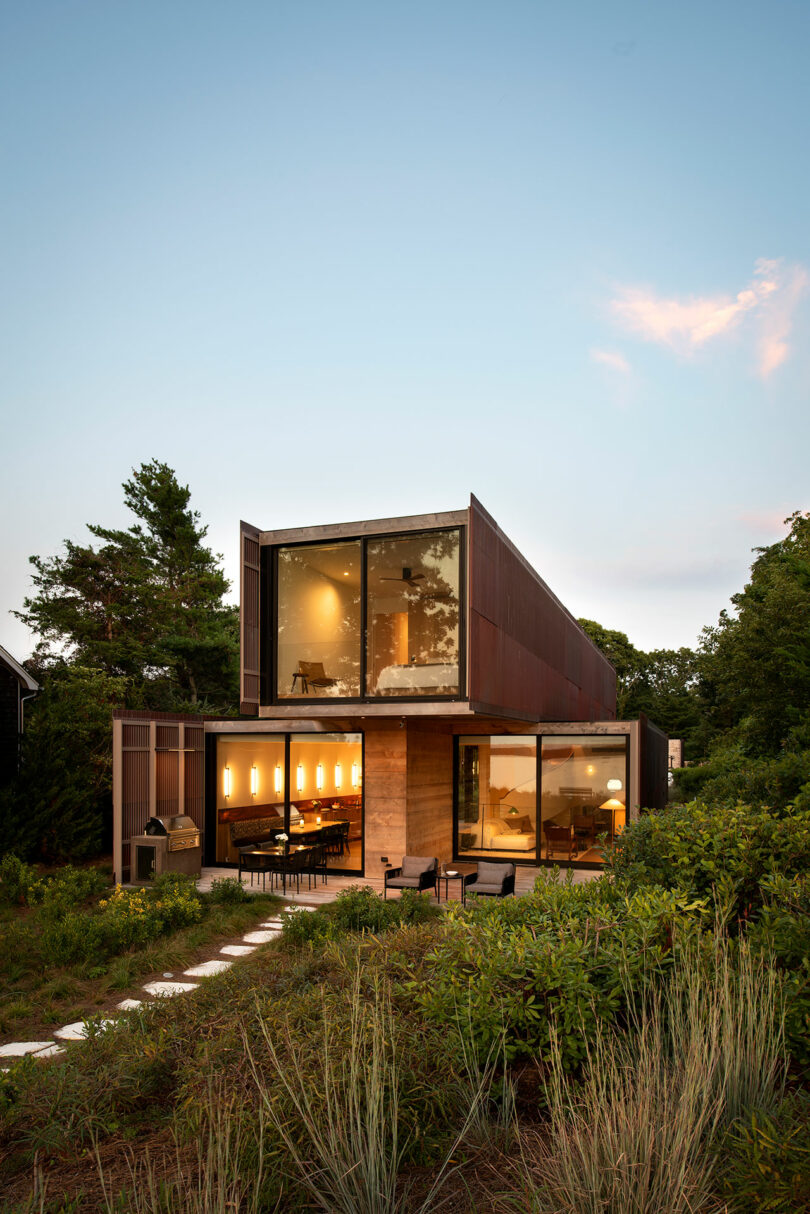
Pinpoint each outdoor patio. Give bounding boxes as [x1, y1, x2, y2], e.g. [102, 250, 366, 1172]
[197, 863, 598, 905]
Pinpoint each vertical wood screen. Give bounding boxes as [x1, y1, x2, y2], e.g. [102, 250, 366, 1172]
[113, 712, 207, 882]
[240, 520, 261, 714]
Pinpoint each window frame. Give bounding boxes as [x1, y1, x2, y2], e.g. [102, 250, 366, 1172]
[268, 525, 466, 706]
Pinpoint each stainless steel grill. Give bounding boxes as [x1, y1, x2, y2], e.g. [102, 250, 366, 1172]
[144, 814, 201, 852]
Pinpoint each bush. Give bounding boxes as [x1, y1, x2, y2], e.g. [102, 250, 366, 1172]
[207, 876, 251, 905]
[0, 855, 43, 906]
[282, 886, 439, 948]
[718, 1091, 810, 1211]
[607, 800, 810, 920]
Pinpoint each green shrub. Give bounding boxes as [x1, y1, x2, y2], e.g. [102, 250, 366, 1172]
[207, 876, 251, 905]
[607, 801, 810, 920]
[0, 855, 43, 906]
[36, 865, 109, 919]
[281, 886, 438, 947]
[718, 1091, 810, 1212]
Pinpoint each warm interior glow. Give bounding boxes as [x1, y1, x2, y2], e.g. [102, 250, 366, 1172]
[223, 766, 231, 798]
[334, 762, 342, 789]
[316, 763, 324, 791]
[599, 797, 625, 811]
[351, 761, 360, 788]
[250, 765, 258, 796]
[274, 764, 283, 794]
[606, 778, 623, 791]
[296, 763, 304, 793]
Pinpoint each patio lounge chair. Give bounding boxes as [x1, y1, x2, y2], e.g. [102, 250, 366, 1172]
[384, 856, 438, 899]
[464, 860, 515, 898]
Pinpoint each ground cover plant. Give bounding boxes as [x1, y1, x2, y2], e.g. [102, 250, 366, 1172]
[2, 844, 807, 1214]
[0, 859, 280, 1045]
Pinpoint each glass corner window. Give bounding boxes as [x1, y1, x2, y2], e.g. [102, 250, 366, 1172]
[276, 541, 361, 699]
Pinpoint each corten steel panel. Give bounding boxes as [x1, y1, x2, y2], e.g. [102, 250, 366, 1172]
[155, 724, 179, 750]
[639, 715, 668, 810]
[156, 750, 179, 818]
[468, 496, 616, 721]
[240, 521, 261, 714]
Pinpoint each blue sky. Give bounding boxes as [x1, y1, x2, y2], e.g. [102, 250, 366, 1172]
[2, 1, 808, 659]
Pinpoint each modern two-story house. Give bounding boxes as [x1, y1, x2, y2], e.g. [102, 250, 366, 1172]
[112, 496, 667, 883]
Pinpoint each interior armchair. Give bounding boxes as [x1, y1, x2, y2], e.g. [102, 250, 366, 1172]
[384, 856, 438, 899]
[291, 660, 337, 694]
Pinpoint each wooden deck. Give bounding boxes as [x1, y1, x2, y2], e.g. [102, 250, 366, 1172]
[197, 863, 598, 907]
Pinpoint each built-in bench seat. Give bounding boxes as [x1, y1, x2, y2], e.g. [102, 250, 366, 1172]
[228, 816, 284, 848]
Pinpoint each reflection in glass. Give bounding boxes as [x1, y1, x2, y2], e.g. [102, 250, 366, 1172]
[540, 735, 627, 862]
[366, 529, 461, 697]
[277, 541, 361, 699]
[456, 736, 537, 858]
[290, 733, 362, 873]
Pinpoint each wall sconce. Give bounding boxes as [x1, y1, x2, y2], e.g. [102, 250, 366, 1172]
[274, 764, 283, 795]
[223, 766, 231, 799]
[296, 763, 304, 793]
[316, 763, 324, 791]
[607, 778, 623, 792]
[250, 765, 258, 797]
[334, 762, 342, 790]
[351, 761, 360, 789]
[586, 764, 595, 776]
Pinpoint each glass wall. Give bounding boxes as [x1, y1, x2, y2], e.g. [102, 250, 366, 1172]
[540, 735, 627, 862]
[276, 541, 361, 699]
[366, 529, 461, 697]
[214, 732, 363, 872]
[215, 735, 286, 864]
[456, 735, 537, 859]
[455, 733, 629, 865]
[290, 733, 362, 873]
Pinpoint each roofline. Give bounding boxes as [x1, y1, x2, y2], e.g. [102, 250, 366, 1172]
[253, 506, 469, 547]
[0, 645, 39, 692]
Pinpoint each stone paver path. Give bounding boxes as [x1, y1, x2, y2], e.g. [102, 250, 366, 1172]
[1, 895, 312, 1068]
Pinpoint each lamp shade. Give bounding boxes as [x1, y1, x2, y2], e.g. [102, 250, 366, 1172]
[599, 797, 624, 811]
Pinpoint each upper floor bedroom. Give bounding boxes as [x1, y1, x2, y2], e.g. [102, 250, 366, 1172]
[239, 496, 617, 723]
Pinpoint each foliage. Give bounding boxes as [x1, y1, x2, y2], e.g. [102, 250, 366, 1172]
[0, 855, 43, 905]
[699, 510, 810, 756]
[281, 885, 439, 947]
[0, 664, 129, 862]
[207, 877, 252, 905]
[606, 800, 810, 920]
[15, 460, 239, 712]
[717, 1090, 810, 1212]
[409, 872, 695, 1067]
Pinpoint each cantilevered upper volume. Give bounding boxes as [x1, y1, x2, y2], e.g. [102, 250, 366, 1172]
[238, 494, 616, 723]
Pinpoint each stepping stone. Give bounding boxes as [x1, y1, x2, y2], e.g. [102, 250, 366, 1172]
[259, 920, 283, 927]
[282, 905, 316, 913]
[143, 980, 198, 998]
[0, 1041, 57, 1058]
[117, 999, 143, 1011]
[220, 944, 256, 956]
[183, 959, 232, 978]
[242, 930, 281, 944]
[34, 1044, 66, 1058]
[55, 1019, 117, 1041]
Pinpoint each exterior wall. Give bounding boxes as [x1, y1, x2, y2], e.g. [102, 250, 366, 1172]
[405, 719, 454, 865]
[640, 715, 669, 810]
[363, 722, 408, 878]
[0, 665, 20, 786]
[467, 496, 617, 721]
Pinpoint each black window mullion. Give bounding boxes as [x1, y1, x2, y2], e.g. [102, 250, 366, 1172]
[360, 538, 368, 699]
[284, 733, 291, 834]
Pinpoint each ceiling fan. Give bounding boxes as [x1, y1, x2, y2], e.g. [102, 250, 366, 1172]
[379, 567, 425, 587]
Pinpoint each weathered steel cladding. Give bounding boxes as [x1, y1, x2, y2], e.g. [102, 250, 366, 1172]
[240, 522, 261, 714]
[468, 497, 616, 721]
[639, 714, 668, 810]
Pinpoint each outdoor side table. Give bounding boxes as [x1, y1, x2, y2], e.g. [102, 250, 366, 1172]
[436, 872, 465, 905]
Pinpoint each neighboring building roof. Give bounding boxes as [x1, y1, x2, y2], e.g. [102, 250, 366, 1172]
[0, 644, 39, 692]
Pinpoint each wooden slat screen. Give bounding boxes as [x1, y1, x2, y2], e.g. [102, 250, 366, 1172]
[240, 520, 261, 714]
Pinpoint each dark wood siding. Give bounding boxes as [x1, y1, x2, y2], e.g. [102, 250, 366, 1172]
[0, 666, 19, 786]
[467, 496, 617, 721]
[638, 714, 668, 810]
[240, 521, 261, 715]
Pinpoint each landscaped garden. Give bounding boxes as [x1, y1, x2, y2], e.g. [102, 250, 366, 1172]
[0, 858, 280, 1050]
[1, 799, 808, 1213]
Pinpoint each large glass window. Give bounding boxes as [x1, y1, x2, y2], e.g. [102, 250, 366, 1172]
[540, 735, 627, 863]
[276, 541, 361, 699]
[214, 732, 363, 872]
[366, 529, 461, 697]
[215, 735, 286, 864]
[457, 735, 537, 858]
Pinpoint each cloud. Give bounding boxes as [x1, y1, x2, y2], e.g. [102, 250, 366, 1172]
[610, 259, 807, 376]
[590, 348, 631, 374]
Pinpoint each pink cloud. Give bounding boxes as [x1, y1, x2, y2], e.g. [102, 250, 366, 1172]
[610, 259, 807, 376]
[590, 348, 631, 374]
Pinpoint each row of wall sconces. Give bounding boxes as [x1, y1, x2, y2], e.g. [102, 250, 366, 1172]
[223, 761, 361, 800]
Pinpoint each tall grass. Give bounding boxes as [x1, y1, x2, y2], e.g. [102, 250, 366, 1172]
[516, 929, 787, 1214]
